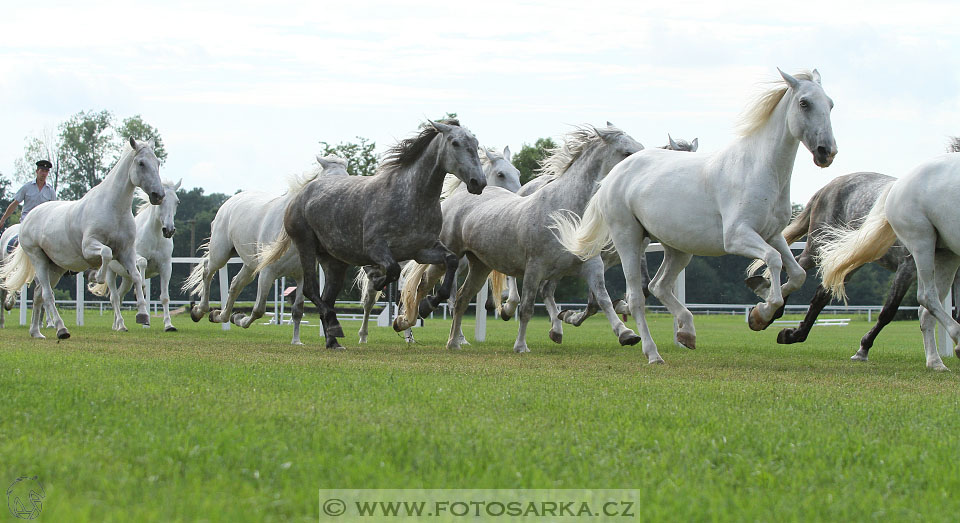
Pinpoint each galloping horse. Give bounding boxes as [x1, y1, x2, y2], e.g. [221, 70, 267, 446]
[819, 153, 960, 370]
[256, 120, 487, 349]
[184, 156, 348, 344]
[397, 124, 644, 353]
[554, 69, 836, 364]
[87, 180, 181, 332]
[0, 137, 165, 339]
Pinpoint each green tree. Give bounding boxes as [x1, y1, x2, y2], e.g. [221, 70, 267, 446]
[0, 172, 12, 212]
[117, 115, 168, 164]
[58, 110, 117, 200]
[318, 137, 377, 177]
[13, 127, 65, 192]
[512, 137, 557, 185]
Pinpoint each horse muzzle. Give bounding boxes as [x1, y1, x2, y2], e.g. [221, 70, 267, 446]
[813, 145, 837, 168]
[162, 227, 176, 238]
[466, 178, 486, 195]
[149, 191, 165, 205]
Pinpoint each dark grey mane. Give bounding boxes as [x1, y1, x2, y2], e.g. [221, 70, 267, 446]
[378, 119, 462, 176]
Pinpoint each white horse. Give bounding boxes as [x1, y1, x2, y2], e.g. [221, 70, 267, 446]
[818, 153, 960, 371]
[0, 137, 165, 339]
[183, 156, 348, 344]
[0, 224, 22, 327]
[87, 180, 181, 332]
[355, 146, 522, 344]
[553, 69, 837, 364]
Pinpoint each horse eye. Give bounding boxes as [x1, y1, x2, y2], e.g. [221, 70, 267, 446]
[799, 99, 809, 108]
[451, 140, 461, 148]
[498, 172, 505, 177]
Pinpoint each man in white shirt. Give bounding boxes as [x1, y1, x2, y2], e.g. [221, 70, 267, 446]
[1, 160, 57, 229]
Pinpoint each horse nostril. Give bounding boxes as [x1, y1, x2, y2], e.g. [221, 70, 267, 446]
[816, 146, 828, 157]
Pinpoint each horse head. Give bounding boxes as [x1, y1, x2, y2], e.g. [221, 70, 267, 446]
[157, 179, 181, 238]
[481, 146, 522, 193]
[128, 136, 165, 204]
[430, 120, 486, 195]
[780, 68, 837, 168]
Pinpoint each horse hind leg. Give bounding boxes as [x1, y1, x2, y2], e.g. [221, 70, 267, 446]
[500, 276, 519, 320]
[211, 264, 255, 323]
[648, 246, 696, 350]
[317, 260, 348, 349]
[852, 259, 914, 361]
[448, 254, 493, 350]
[582, 256, 640, 346]
[230, 266, 270, 328]
[541, 280, 563, 343]
[32, 259, 69, 339]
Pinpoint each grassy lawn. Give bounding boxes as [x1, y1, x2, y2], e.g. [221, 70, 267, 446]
[1, 307, 958, 521]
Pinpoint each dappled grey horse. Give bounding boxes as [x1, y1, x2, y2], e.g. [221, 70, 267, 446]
[356, 146, 521, 344]
[184, 156, 348, 344]
[499, 132, 700, 324]
[744, 172, 944, 361]
[397, 124, 644, 353]
[256, 120, 487, 349]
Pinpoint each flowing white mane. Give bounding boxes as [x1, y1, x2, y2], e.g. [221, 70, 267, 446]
[285, 155, 348, 194]
[539, 125, 625, 178]
[737, 70, 815, 137]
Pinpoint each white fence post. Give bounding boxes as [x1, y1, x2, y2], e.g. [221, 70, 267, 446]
[475, 281, 488, 342]
[218, 265, 230, 331]
[143, 277, 152, 328]
[76, 272, 84, 326]
[19, 284, 27, 325]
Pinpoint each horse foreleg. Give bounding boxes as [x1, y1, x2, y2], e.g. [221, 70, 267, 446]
[107, 267, 128, 331]
[358, 271, 378, 344]
[500, 276, 519, 320]
[30, 258, 68, 339]
[447, 253, 492, 350]
[112, 247, 150, 326]
[852, 260, 914, 360]
[290, 282, 305, 345]
[229, 265, 267, 328]
[211, 264, 255, 323]
[410, 241, 459, 319]
[649, 246, 696, 349]
[318, 260, 348, 349]
[540, 280, 563, 343]
[157, 261, 175, 332]
[582, 256, 640, 346]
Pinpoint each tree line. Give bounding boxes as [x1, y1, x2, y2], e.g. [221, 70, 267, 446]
[2, 112, 958, 309]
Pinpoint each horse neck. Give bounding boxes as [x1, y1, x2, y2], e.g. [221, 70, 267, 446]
[136, 203, 163, 238]
[541, 145, 609, 210]
[733, 95, 800, 193]
[92, 153, 138, 212]
[394, 137, 447, 203]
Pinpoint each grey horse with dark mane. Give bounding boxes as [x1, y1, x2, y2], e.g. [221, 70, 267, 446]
[397, 124, 644, 352]
[256, 119, 486, 349]
[745, 171, 949, 361]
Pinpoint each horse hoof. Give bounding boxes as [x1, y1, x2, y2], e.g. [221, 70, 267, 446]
[57, 328, 70, 340]
[676, 331, 696, 350]
[392, 317, 408, 332]
[291, 340, 303, 346]
[190, 307, 203, 322]
[955, 347, 960, 360]
[513, 345, 530, 353]
[500, 313, 513, 321]
[776, 329, 800, 344]
[929, 363, 950, 372]
[136, 313, 150, 325]
[747, 307, 770, 331]
[358, 336, 368, 344]
[850, 351, 868, 362]
[649, 358, 665, 365]
[327, 341, 345, 351]
[618, 330, 642, 346]
[164, 325, 177, 332]
[230, 313, 245, 325]
[548, 330, 562, 344]
[117, 326, 128, 332]
[417, 298, 435, 318]
[208, 310, 220, 323]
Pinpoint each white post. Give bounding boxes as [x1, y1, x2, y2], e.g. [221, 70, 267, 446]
[218, 265, 230, 331]
[938, 292, 955, 357]
[76, 272, 85, 326]
[279, 277, 286, 325]
[143, 277, 152, 328]
[475, 281, 488, 342]
[20, 284, 27, 325]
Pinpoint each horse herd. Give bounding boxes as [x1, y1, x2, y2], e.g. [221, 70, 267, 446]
[2, 68, 960, 371]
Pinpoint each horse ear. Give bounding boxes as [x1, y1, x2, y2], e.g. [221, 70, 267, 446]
[315, 154, 328, 167]
[668, 134, 678, 149]
[129, 136, 137, 149]
[778, 68, 800, 89]
[502, 145, 511, 163]
[482, 148, 495, 162]
[175, 178, 182, 190]
[428, 119, 453, 133]
[690, 138, 699, 152]
[811, 68, 822, 85]
[606, 121, 615, 128]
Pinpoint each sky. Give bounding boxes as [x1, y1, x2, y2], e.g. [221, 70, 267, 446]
[1, 0, 959, 204]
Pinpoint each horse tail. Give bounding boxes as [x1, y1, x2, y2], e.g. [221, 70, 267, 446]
[181, 239, 210, 296]
[88, 280, 110, 297]
[0, 245, 35, 292]
[746, 204, 812, 276]
[398, 262, 431, 326]
[255, 228, 292, 274]
[354, 267, 383, 302]
[488, 271, 507, 313]
[549, 192, 613, 260]
[818, 184, 897, 302]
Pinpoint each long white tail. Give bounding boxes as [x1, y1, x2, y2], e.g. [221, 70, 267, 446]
[817, 185, 897, 301]
[255, 228, 292, 274]
[487, 271, 507, 313]
[0, 245, 35, 292]
[398, 262, 431, 326]
[353, 267, 383, 302]
[181, 239, 210, 296]
[549, 191, 613, 260]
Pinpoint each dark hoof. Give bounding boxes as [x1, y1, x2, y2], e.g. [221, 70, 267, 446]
[56, 328, 70, 340]
[484, 300, 496, 313]
[500, 313, 513, 321]
[417, 298, 435, 319]
[164, 325, 178, 332]
[557, 310, 572, 322]
[326, 324, 345, 338]
[136, 313, 150, 325]
[230, 313, 245, 325]
[548, 330, 562, 344]
[208, 310, 220, 323]
[618, 330, 642, 346]
[190, 307, 203, 322]
[955, 347, 960, 360]
[747, 307, 771, 331]
[776, 328, 802, 345]
[392, 317, 406, 332]
[676, 331, 696, 350]
[326, 339, 346, 350]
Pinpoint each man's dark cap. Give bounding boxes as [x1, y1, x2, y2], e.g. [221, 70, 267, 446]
[36, 160, 52, 169]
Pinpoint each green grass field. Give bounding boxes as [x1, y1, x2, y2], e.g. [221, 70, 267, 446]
[1, 307, 959, 521]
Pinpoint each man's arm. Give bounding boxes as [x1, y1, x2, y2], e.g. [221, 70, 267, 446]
[0, 199, 20, 227]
